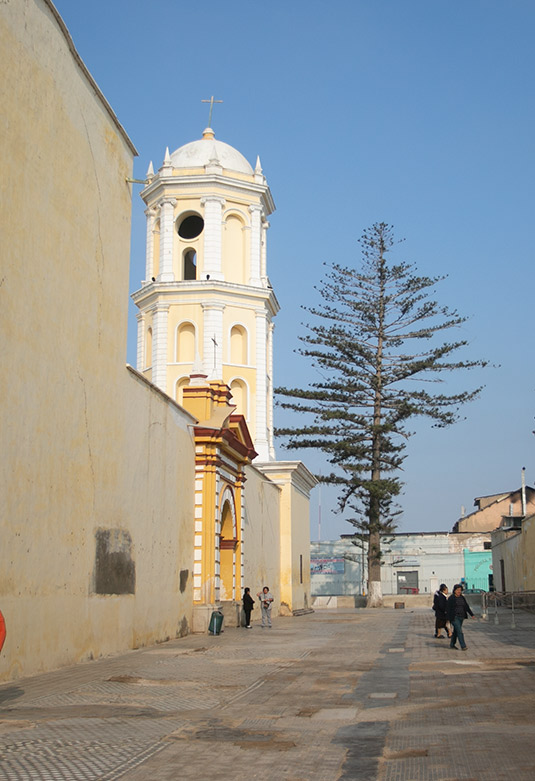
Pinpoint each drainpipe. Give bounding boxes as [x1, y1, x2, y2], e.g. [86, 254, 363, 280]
[521, 466, 527, 517]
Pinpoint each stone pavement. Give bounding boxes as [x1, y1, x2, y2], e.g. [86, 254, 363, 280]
[0, 605, 534, 780]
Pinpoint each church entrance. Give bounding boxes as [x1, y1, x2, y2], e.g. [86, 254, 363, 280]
[219, 498, 237, 601]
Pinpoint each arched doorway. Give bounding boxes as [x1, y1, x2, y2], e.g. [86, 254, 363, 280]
[219, 493, 237, 602]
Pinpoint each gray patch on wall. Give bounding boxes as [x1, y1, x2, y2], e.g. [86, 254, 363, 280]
[94, 528, 136, 595]
[179, 569, 189, 593]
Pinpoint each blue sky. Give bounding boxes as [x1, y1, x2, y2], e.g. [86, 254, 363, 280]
[54, 0, 535, 539]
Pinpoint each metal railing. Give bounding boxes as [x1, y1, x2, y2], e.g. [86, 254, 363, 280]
[481, 590, 535, 627]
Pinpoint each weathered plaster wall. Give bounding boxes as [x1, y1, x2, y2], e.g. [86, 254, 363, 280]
[0, 0, 195, 681]
[456, 492, 535, 533]
[242, 466, 282, 618]
[491, 515, 535, 592]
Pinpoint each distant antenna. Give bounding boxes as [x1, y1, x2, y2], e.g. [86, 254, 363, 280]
[461, 505, 465, 518]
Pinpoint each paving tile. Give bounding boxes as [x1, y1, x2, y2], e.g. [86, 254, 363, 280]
[0, 606, 534, 780]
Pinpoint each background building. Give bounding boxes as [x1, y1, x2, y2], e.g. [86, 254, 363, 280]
[311, 532, 492, 604]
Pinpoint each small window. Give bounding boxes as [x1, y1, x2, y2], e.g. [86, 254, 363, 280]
[178, 214, 204, 239]
[483, 541, 491, 550]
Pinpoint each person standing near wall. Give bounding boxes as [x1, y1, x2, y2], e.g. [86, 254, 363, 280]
[242, 587, 255, 628]
[447, 584, 475, 650]
[257, 586, 274, 628]
[432, 583, 451, 638]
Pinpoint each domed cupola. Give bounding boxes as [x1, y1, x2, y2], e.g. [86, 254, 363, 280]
[170, 127, 254, 175]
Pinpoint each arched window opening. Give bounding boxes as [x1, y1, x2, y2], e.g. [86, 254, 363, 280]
[230, 325, 247, 365]
[177, 213, 204, 239]
[176, 322, 195, 363]
[145, 327, 153, 369]
[183, 249, 197, 280]
[230, 379, 247, 418]
[175, 376, 190, 406]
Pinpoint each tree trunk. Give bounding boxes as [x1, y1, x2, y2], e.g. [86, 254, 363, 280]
[366, 238, 386, 609]
[367, 529, 383, 607]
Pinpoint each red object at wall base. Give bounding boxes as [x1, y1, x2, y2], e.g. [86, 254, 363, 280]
[0, 610, 6, 653]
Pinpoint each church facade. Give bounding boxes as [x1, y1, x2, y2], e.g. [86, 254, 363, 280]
[0, 0, 314, 681]
[131, 125, 316, 632]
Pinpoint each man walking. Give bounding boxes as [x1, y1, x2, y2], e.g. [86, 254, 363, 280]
[447, 584, 475, 650]
[257, 586, 274, 628]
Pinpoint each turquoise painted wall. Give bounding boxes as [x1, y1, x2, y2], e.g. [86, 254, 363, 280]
[463, 549, 492, 590]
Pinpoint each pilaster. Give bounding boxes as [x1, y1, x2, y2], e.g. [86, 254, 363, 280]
[202, 302, 225, 379]
[158, 197, 176, 282]
[144, 207, 157, 282]
[135, 312, 144, 372]
[151, 303, 169, 390]
[254, 308, 269, 460]
[248, 204, 263, 287]
[261, 219, 269, 283]
[201, 196, 225, 281]
[268, 319, 275, 459]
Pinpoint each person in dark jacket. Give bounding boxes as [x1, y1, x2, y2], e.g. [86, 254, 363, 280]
[447, 584, 475, 650]
[432, 583, 451, 638]
[242, 587, 255, 629]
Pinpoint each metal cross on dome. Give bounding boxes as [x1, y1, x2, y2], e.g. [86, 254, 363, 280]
[201, 96, 223, 128]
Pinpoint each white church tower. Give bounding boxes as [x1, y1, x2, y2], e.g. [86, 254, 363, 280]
[132, 125, 278, 460]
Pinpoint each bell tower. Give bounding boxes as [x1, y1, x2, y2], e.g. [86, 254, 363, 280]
[132, 127, 279, 460]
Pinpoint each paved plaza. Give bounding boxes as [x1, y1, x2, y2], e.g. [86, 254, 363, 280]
[0, 605, 534, 780]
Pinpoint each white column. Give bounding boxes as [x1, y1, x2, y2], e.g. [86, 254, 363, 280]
[248, 205, 263, 287]
[158, 197, 176, 282]
[136, 312, 144, 371]
[201, 196, 225, 281]
[267, 319, 275, 460]
[202, 302, 225, 379]
[152, 303, 169, 391]
[254, 308, 269, 460]
[261, 219, 269, 284]
[144, 207, 157, 283]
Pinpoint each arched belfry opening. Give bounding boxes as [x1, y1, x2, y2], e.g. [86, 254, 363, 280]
[183, 249, 197, 280]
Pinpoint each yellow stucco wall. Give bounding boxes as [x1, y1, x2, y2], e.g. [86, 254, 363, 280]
[0, 0, 195, 681]
[242, 466, 282, 619]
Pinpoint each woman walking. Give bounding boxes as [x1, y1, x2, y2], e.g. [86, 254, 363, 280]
[447, 584, 475, 650]
[432, 583, 451, 638]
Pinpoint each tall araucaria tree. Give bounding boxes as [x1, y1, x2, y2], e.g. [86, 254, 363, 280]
[276, 223, 487, 607]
